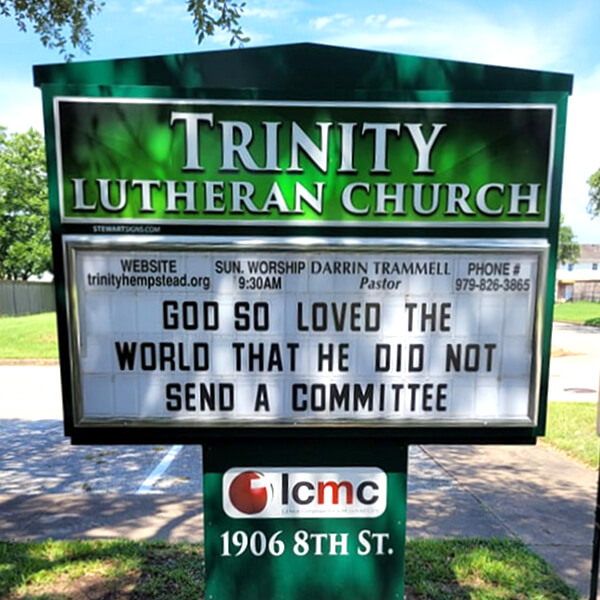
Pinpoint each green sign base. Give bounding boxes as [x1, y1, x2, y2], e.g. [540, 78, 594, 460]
[203, 439, 407, 600]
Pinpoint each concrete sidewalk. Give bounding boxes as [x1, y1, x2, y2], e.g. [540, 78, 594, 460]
[550, 322, 600, 403]
[1, 443, 596, 598]
[412, 444, 597, 598]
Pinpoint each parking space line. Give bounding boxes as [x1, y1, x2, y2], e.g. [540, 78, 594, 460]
[136, 445, 183, 494]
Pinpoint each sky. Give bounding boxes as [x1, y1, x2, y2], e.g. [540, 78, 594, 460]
[0, 0, 599, 242]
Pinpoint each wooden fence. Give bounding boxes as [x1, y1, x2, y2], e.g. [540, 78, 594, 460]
[0, 280, 55, 316]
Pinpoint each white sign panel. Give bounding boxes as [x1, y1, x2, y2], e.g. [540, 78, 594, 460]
[65, 237, 545, 428]
[222, 467, 387, 519]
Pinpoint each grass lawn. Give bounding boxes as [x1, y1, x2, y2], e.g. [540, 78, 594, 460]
[553, 301, 600, 326]
[0, 312, 58, 360]
[543, 401, 598, 468]
[0, 540, 204, 600]
[0, 538, 579, 600]
[405, 538, 579, 600]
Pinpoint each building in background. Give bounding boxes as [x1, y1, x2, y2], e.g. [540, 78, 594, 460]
[556, 244, 600, 301]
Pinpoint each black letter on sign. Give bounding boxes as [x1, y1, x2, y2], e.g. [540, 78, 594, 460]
[254, 383, 271, 412]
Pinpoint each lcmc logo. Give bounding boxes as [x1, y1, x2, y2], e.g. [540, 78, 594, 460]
[227, 471, 274, 515]
[223, 467, 387, 519]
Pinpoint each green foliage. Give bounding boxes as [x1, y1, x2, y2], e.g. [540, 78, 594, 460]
[0, 0, 247, 60]
[188, 0, 249, 46]
[0, 128, 52, 280]
[0, 0, 103, 60]
[543, 402, 598, 468]
[557, 214, 580, 265]
[588, 167, 600, 218]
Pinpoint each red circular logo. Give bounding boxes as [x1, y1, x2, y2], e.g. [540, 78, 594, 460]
[228, 471, 272, 515]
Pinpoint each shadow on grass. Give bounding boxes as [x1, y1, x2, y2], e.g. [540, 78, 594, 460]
[0, 538, 580, 600]
[404, 538, 580, 600]
[0, 540, 204, 600]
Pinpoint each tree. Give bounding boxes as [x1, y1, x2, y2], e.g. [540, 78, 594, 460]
[0, 0, 103, 59]
[557, 214, 580, 266]
[0, 128, 52, 280]
[587, 167, 600, 218]
[0, 0, 248, 60]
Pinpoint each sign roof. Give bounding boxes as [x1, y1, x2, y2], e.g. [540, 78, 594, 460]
[33, 42, 573, 94]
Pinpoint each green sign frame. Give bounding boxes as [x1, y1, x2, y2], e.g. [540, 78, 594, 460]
[35, 43, 573, 600]
[34, 43, 573, 445]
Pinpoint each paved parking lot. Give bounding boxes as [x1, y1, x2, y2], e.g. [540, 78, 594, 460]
[0, 420, 203, 494]
[0, 419, 458, 496]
